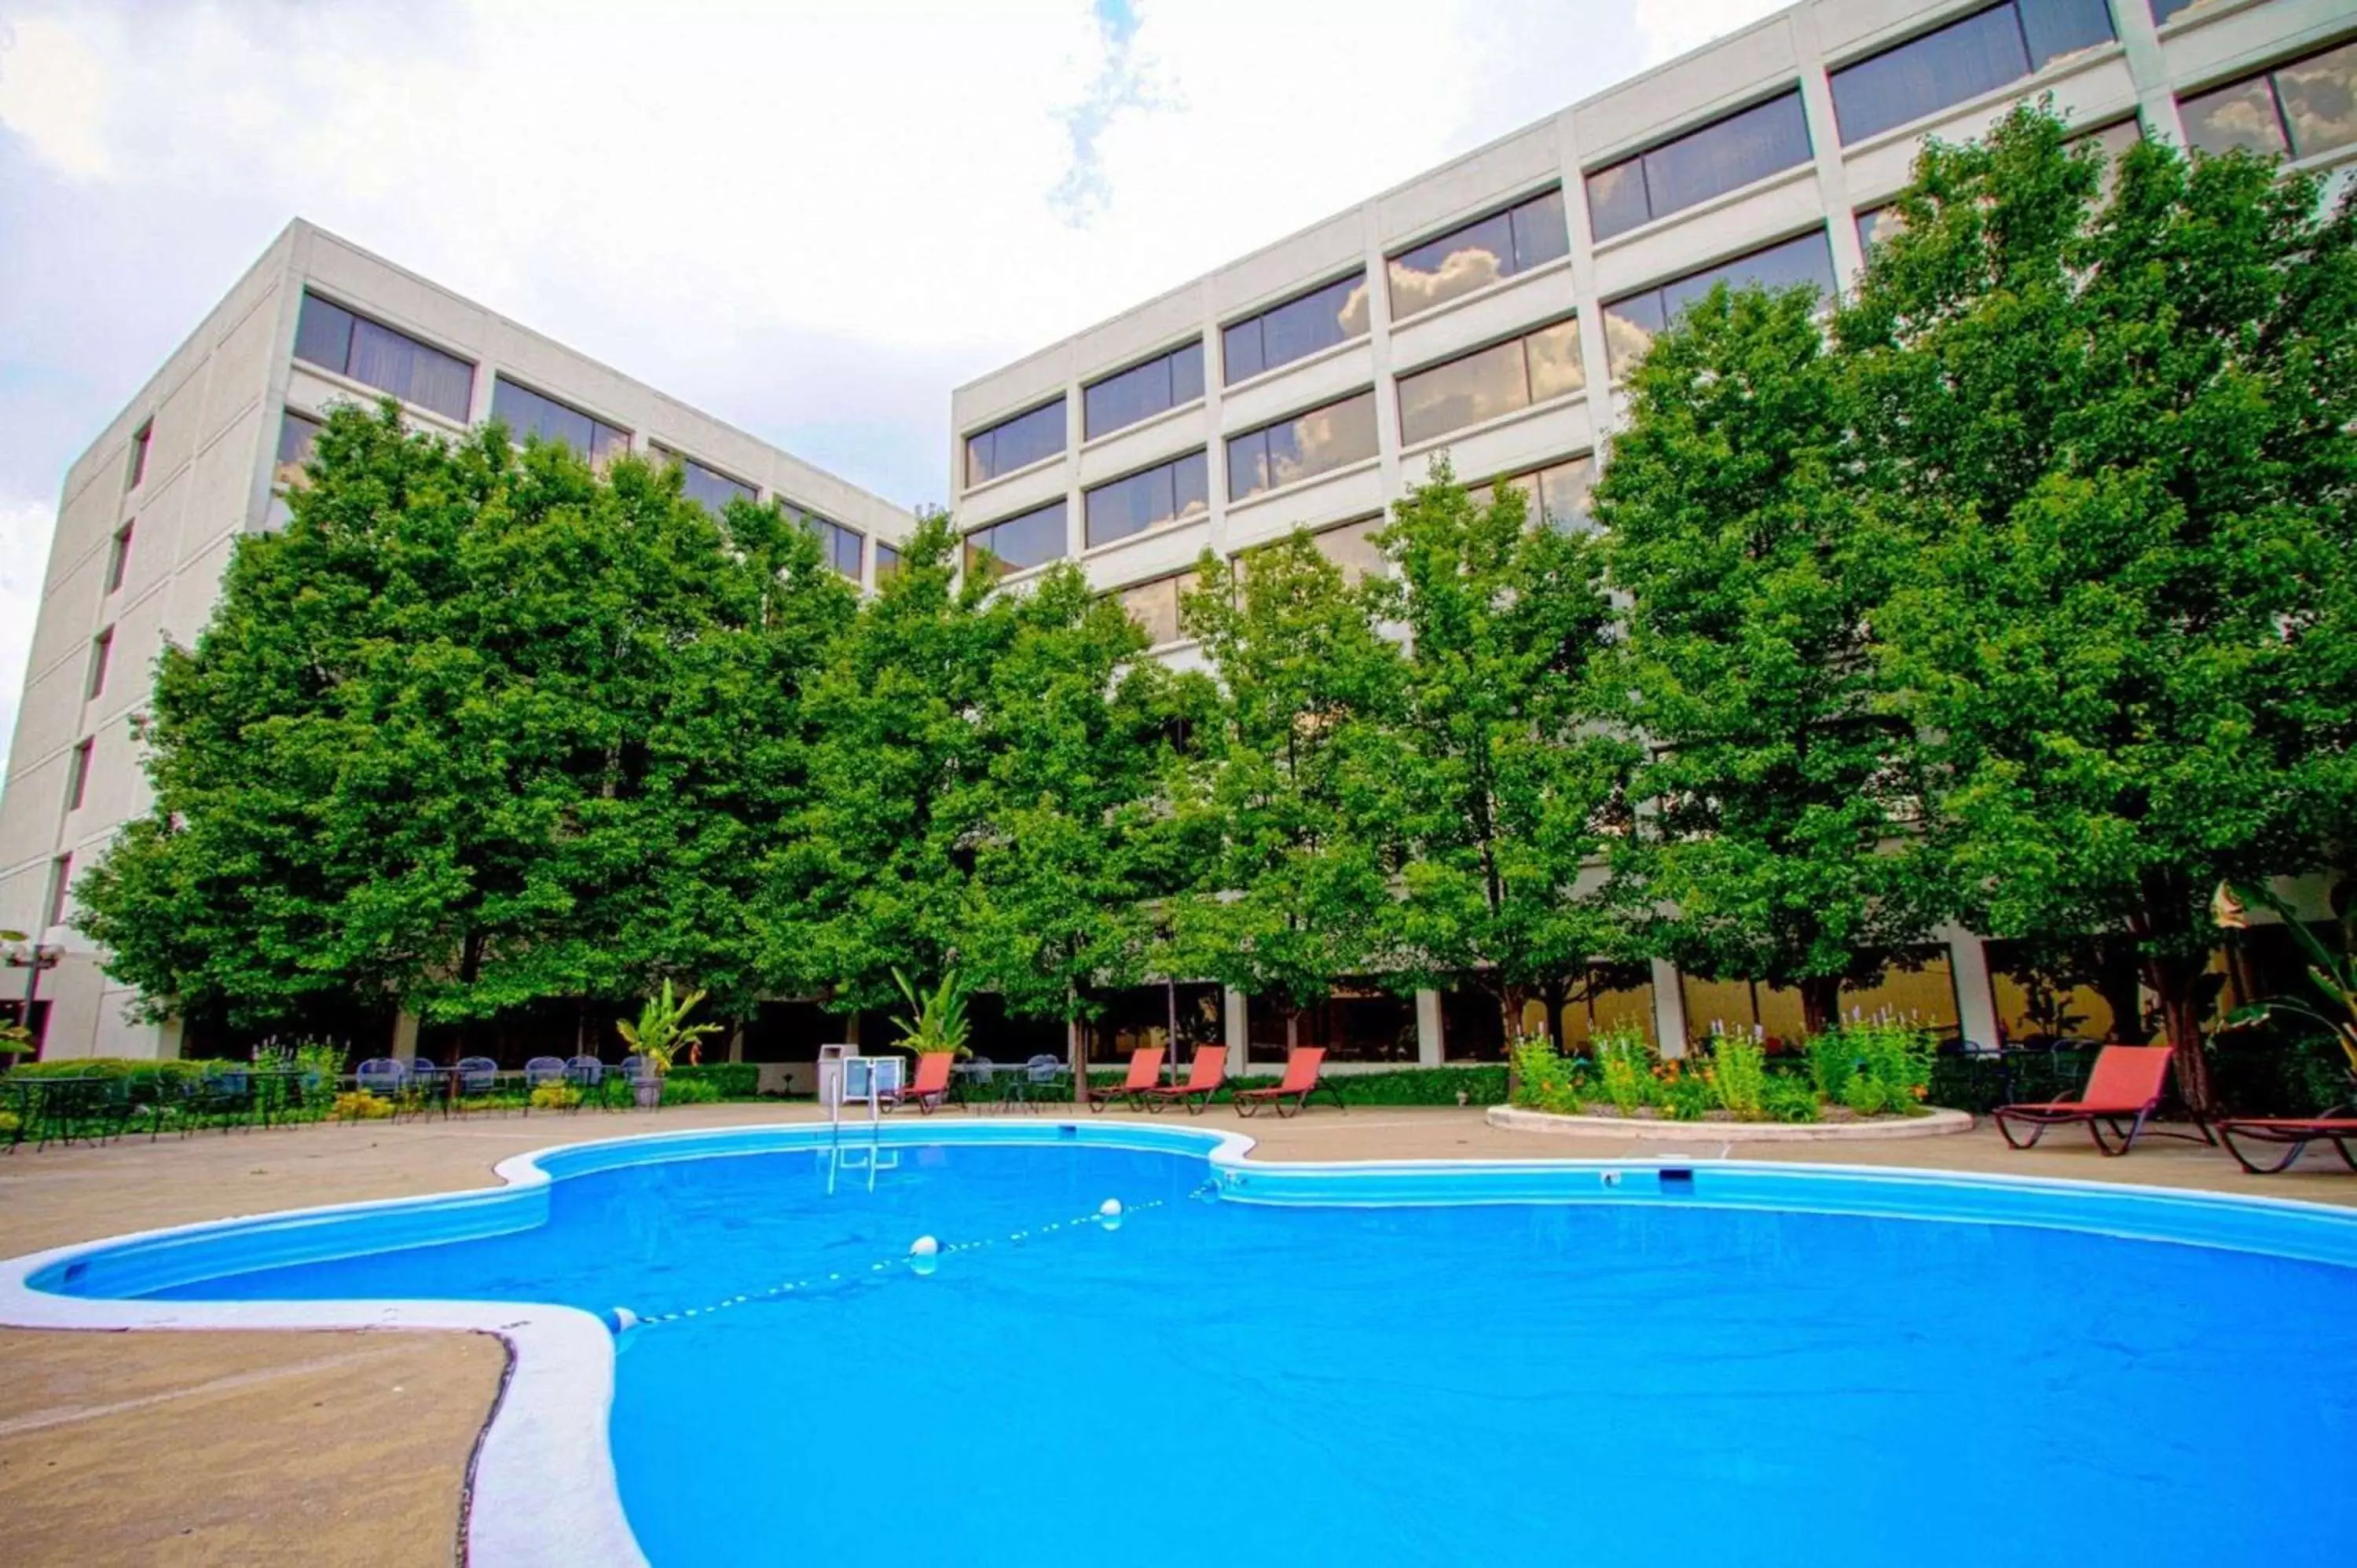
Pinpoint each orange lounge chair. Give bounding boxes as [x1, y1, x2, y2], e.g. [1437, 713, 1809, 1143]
[1992, 1045, 2177, 1156]
[881, 1052, 956, 1116]
[1233, 1046, 1344, 1118]
[1084, 1048, 1164, 1113]
[2216, 1112, 2357, 1174]
[1140, 1045, 1226, 1116]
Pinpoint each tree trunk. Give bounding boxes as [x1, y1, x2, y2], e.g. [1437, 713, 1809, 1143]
[1541, 978, 1572, 1055]
[1497, 981, 1533, 1048]
[2143, 951, 2214, 1115]
[1798, 974, 1842, 1039]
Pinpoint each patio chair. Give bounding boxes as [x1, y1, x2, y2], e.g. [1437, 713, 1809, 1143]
[454, 1056, 501, 1115]
[522, 1056, 567, 1112]
[1013, 1053, 1064, 1111]
[1992, 1045, 2177, 1156]
[1084, 1048, 1164, 1113]
[2215, 1109, 2357, 1175]
[408, 1057, 450, 1116]
[564, 1054, 607, 1112]
[353, 1057, 406, 1119]
[1141, 1045, 1227, 1115]
[1234, 1046, 1345, 1119]
[882, 1052, 956, 1116]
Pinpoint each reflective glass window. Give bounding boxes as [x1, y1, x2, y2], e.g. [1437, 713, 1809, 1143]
[1226, 390, 1379, 503]
[1085, 450, 1208, 548]
[964, 500, 1069, 578]
[965, 398, 1068, 486]
[874, 543, 903, 584]
[492, 378, 630, 463]
[1312, 518, 1387, 582]
[2276, 38, 2357, 160]
[1387, 189, 1570, 321]
[2181, 77, 2291, 158]
[805, 515, 863, 577]
[1084, 340, 1206, 439]
[1585, 92, 1813, 242]
[1397, 320, 1585, 446]
[1604, 230, 1837, 379]
[1831, 0, 2118, 146]
[275, 408, 324, 491]
[1222, 273, 1372, 385]
[105, 523, 133, 593]
[1496, 456, 1596, 533]
[293, 291, 475, 421]
[1116, 574, 1185, 646]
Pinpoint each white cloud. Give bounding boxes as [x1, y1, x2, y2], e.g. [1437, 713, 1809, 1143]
[0, 16, 114, 179]
[1629, 0, 1790, 66]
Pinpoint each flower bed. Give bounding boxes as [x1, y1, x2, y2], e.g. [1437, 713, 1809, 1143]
[1509, 1020, 1947, 1127]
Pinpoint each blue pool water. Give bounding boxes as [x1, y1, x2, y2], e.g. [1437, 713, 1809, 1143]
[86, 1141, 2357, 1566]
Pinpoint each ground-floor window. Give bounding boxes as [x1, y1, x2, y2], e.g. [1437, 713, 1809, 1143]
[1247, 982, 1417, 1066]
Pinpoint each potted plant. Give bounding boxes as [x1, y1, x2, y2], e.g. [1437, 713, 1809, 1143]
[890, 966, 971, 1089]
[616, 980, 722, 1108]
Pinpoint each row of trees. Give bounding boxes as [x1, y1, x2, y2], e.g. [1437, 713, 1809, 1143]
[78, 110, 2356, 1106]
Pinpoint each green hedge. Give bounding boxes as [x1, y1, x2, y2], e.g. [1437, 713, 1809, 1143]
[664, 1063, 761, 1100]
[1076, 1062, 1505, 1107]
[5, 1058, 222, 1105]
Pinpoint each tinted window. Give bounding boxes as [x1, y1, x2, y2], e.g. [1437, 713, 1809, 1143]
[1586, 93, 1814, 243]
[654, 446, 757, 517]
[1831, 1, 2111, 145]
[1226, 391, 1379, 503]
[1387, 189, 1570, 321]
[1604, 229, 1837, 378]
[294, 291, 475, 421]
[2275, 39, 2357, 160]
[965, 398, 1067, 486]
[492, 378, 630, 463]
[1084, 340, 1206, 439]
[804, 514, 863, 577]
[1116, 574, 1185, 646]
[1222, 273, 1371, 385]
[126, 422, 152, 489]
[1496, 456, 1596, 532]
[1396, 320, 1585, 447]
[965, 500, 1069, 578]
[276, 408, 323, 468]
[874, 543, 903, 584]
[1085, 451, 1209, 548]
[1312, 518, 1387, 581]
[104, 523, 133, 593]
[2180, 77, 2290, 159]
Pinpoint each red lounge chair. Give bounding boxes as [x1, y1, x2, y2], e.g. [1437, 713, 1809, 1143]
[881, 1052, 955, 1116]
[2216, 1111, 2357, 1174]
[1141, 1046, 1227, 1115]
[1233, 1046, 1345, 1119]
[1084, 1048, 1164, 1113]
[1992, 1045, 2176, 1156]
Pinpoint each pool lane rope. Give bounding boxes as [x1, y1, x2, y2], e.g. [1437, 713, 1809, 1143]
[605, 1196, 1165, 1335]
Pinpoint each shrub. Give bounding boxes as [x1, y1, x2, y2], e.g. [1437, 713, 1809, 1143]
[1842, 1072, 1890, 1117]
[1808, 1031, 1860, 1101]
[1706, 1035, 1769, 1120]
[661, 1075, 721, 1105]
[1854, 1020, 1933, 1116]
[1761, 1074, 1821, 1123]
[1511, 1039, 1583, 1113]
[665, 1063, 760, 1100]
[1595, 1027, 1654, 1115]
[333, 1090, 394, 1120]
[1657, 1069, 1715, 1120]
[528, 1082, 582, 1111]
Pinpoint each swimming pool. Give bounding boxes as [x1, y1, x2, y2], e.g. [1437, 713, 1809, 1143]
[5, 1122, 2355, 1567]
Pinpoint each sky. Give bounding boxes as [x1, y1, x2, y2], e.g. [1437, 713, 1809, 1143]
[0, 0, 1785, 774]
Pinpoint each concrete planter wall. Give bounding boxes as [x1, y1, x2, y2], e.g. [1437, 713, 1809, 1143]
[1486, 1105, 1976, 1141]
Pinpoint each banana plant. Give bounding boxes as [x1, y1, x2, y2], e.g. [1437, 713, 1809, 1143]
[2213, 882, 2357, 1079]
[615, 978, 724, 1074]
[890, 966, 972, 1058]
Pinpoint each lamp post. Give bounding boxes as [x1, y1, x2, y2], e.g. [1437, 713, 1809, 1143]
[0, 930, 62, 1064]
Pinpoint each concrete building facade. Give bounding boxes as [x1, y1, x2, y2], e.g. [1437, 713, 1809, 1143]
[948, 0, 2357, 1064]
[0, 221, 913, 1060]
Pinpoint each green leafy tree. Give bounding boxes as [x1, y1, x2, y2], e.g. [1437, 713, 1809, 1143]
[1365, 463, 1636, 1046]
[75, 401, 849, 1044]
[1842, 106, 2357, 1106]
[955, 562, 1202, 1051]
[1167, 535, 1402, 1050]
[761, 512, 998, 1017]
[1596, 284, 1943, 1036]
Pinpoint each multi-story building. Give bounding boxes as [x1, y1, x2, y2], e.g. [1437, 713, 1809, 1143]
[0, 220, 914, 1061]
[948, 0, 2357, 1066]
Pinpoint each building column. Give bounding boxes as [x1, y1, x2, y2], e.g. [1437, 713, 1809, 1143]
[1224, 987, 1249, 1064]
[1944, 925, 2001, 1053]
[1649, 960, 1688, 1059]
[1415, 988, 1443, 1066]
[392, 1010, 420, 1059]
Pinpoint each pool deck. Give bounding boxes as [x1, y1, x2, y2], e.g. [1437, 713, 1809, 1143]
[2, 1102, 2348, 1564]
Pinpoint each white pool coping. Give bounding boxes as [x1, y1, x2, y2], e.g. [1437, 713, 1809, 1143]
[5, 1116, 2355, 1566]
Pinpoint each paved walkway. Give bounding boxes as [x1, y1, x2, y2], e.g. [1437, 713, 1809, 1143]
[1, 1102, 2347, 1564]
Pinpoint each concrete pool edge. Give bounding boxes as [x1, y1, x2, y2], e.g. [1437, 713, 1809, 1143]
[5, 1119, 2357, 1566]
